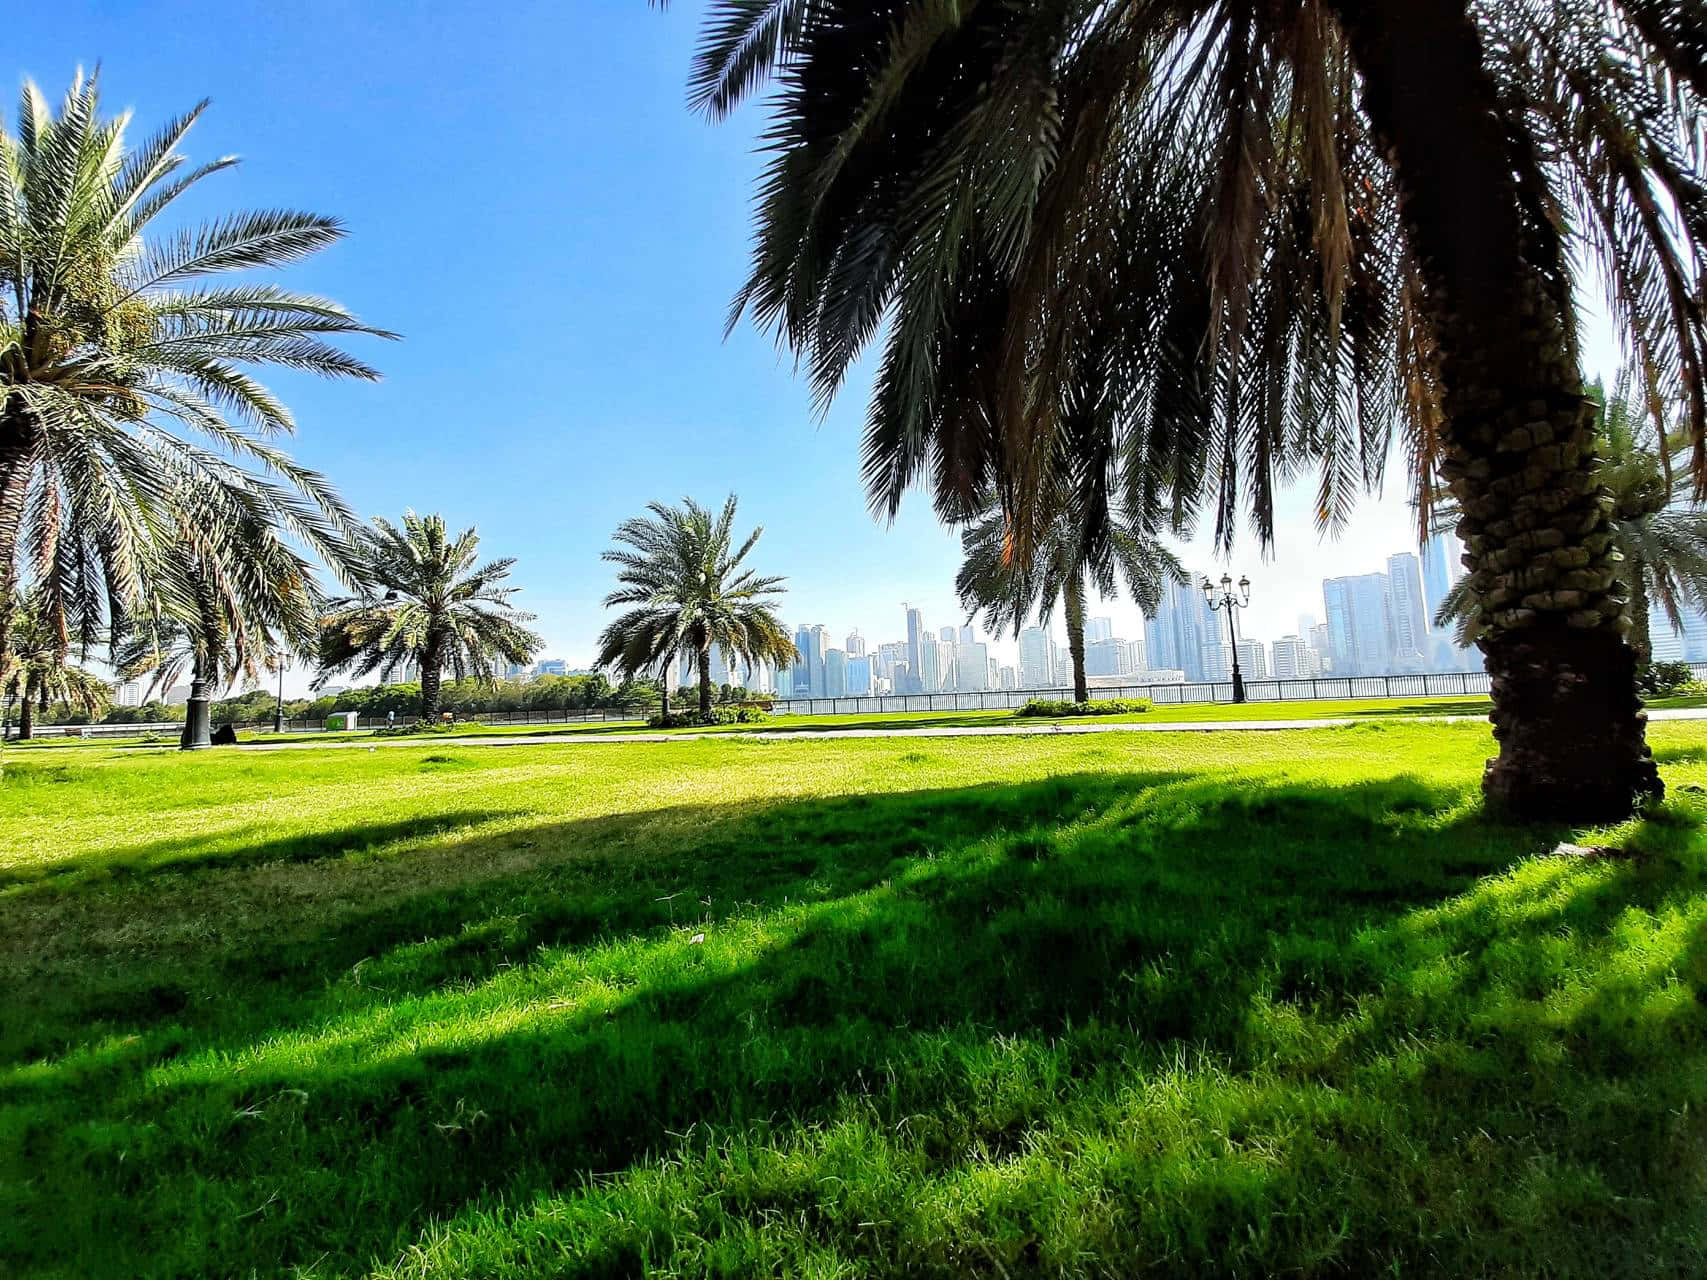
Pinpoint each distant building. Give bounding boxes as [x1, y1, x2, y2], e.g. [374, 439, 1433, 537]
[955, 640, 990, 691]
[905, 607, 925, 694]
[1018, 627, 1053, 688]
[846, 630, 866, 658]
[1086, 616, 1114, 643]
[1146, 575, 1222, 684]
[112, 681, 144, 708]
[998, 665, 1018, 690]
[846, 654, 874, 695]
[535, 658, 568, 677]
[824, 648, 848, 697]
[1271, 635, 1322, 679]
[1233, 639, 1268, 680]
[1323, 573, 1391, 675]
[1385, 553, 1430, 671]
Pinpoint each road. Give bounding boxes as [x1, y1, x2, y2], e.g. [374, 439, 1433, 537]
[236, 706, 1707, 751]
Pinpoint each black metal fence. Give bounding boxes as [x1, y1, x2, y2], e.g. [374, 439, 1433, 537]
[15, 659, 1707, 740]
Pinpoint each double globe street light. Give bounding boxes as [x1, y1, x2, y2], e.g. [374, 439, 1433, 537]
[1203, 573, 1252, 704]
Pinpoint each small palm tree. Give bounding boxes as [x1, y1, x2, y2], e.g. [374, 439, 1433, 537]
[597, 496, 796, 718]
[1436, 374, 1707, 664]
[113, 456, 352, 748]
[316, 514, 542, 723]
[958, 485, 1184, 702]
[2, 597, 109, 740]
[0, 72, 388, 670]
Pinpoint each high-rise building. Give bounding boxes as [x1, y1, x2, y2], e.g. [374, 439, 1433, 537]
[113, 680, 144, 708]
[905, 607, 925, 694]
[1385, 553, 1430, 671]
[916, 636, 942, 693]
[878, 641, 908, 689]
[846, 654, 874, 695]
[1308, 622, 1334, 670]
[998, 664, 1018, 690]
[824, 648, 848, 697]
[1085, 637, 1132, 677]
[1018, 627, 1053, 688]
[792, 624, 813, 696]
[956, 640, 990, 691]
[1234, 639, 1268, 680]
[1271, 635, 1321, 679]
[1323, 573, 1392, 675]
[1086, 616, 1114, 643]
[959, 624, 975, 644]
[1651, 603, 1707, 661]
[846, 630, 866, 658]
[774, 664, 794, 699]
[809, 625, 829, 693]
[1147, 575, 1221, 683]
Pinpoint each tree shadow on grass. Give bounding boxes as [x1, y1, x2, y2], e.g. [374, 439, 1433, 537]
[19, 760, 1689, 1276]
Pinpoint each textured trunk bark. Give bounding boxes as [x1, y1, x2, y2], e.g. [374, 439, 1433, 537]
[420, 636, 444, 722]
[1064, 575, 1089, 703]
[698, 644, 713, 717]
[1331, 0, 1660, 820]
[1627, 555, 1653, 665]
[17, 684, 34, 740]
[0, 405, 39, 672]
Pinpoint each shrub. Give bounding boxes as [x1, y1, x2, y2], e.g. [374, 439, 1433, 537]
[647, 706, 770, 729]
[1637, 661, 1695, 698]
[1018, 698, 1153, 718]
[373, 720, 478, 737]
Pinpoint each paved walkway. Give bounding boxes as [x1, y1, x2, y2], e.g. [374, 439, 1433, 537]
[237, 706, 1707, 752]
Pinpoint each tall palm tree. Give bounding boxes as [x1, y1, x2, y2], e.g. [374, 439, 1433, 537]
[1, 596, 109, 740]
[1436, 372, 1707, 664]
[597, 496, 797, 717]
[958, 486, 1184, 702]
[678, 1, 1707, 820]
[0, 72, 388, 673]
[316, 514, 542, 723]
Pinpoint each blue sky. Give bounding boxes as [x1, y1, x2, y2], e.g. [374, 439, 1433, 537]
[16, 2, 1625, 685]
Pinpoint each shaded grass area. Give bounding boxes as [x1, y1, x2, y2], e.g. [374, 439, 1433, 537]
[3, 725, 1707, 1277]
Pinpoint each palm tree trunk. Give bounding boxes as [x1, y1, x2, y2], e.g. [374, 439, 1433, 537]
[420, 637, 444, 723]
[698, 644, 713, 717]
[17, 683, 34, 741]
[1330, 0, 1659, 821]
[1628, 555, 1654, 665]
[1064, 575, 1089, 703]
[0, 405, 39, 673]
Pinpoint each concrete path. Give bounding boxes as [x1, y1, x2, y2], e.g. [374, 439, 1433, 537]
[237, 706, 1707, 752]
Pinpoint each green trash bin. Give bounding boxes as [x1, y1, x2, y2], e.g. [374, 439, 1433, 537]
[325, 711, 359, 731]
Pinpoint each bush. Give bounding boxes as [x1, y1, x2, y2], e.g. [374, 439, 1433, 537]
[647, 706, 771, 729]
[1018, 697, 1153, 718]
[1637, 661, 1695, 698]
[373, 720, 479, 737]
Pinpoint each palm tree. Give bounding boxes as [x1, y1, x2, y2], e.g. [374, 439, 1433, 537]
[1, 596, 109, 740]
[112, 449, 358, 748]
[316, 514, 542, 723]
[0, 72, 388, 673]
[1435, 373, 1707, 665]
[678, 1, 1707, 820]
[958, 486, 1184, 702]
[597, 496, 797, 718]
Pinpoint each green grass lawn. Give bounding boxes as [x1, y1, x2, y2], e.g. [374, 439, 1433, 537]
[4, 723, 1707, 1276]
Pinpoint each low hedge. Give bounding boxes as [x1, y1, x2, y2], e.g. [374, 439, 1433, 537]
[1017, 697, 1153, 718]
[648, 706, 771, 729]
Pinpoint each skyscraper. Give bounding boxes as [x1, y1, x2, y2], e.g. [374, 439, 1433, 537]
[1146, 575, 1220, 683]
[916, 636, 942, 693]
[846, 630, 866, 658]
[846, 654, 874, 695]
[1420, 534, 1457, 623]
[959, 624, 975, 644]
[1018, 627, 1053, 688]
[824, 648, 848, 697]
[956, 639, 990, 691]
[1385, 553, 1430, 670]
[1086, 617, 1114, 643]
[1323, 573, 1392, 675]
[1234, 639, 1268, 680]
[905, 607, 925, 694]
[1271, 635, 1318, 678]
[792, 624, 812, 696]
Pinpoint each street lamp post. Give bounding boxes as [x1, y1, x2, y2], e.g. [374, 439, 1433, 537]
[1204, 572, 1253, 704]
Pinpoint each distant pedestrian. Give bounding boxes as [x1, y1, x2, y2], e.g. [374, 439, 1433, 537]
[387, 710, 395, 730]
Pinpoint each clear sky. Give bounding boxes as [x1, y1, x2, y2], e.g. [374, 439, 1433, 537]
[15, 2, 1626, 687]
